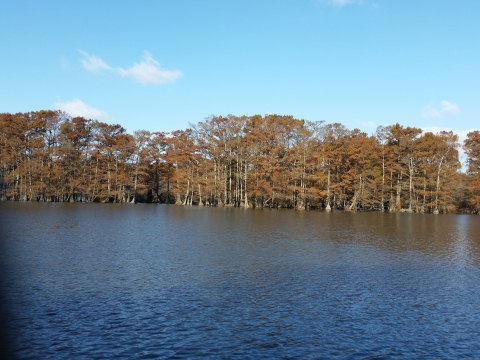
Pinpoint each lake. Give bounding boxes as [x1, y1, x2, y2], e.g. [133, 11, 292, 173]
[1, 203, 480, 358]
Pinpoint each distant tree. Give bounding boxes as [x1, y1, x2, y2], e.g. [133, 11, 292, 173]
[384, 124, 422, 211]
[0, 109, 473, 212]
[464, 131, 480, 211]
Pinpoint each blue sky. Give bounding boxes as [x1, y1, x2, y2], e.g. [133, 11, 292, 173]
[1, 0, 479, 146]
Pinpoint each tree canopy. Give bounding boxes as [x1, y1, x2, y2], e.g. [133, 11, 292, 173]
[1, 110, 478, 213]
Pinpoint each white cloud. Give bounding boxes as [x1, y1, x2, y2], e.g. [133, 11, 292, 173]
[79, 50, 113, 72]
[326, 0, 363, 7]
[117, 51, 183, 85]
[55, 98, 110, 120]
[422, 100, 460, 119]
[359, 120, 376, 128]
[79, 50, 182, 85]
[440, 100, 460, 115]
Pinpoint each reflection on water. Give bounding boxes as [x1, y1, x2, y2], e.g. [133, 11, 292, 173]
[1, 203, 480, 358]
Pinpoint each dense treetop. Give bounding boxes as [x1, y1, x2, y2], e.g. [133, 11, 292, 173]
[1, 110, 479, 213]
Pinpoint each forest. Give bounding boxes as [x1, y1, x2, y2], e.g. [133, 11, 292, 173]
[1, 110, 479, 213]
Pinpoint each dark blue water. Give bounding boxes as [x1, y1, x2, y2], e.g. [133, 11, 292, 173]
[1, 203, 480, 358]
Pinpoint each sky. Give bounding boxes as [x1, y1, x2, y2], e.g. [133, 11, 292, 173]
[1, 0, 479, 153]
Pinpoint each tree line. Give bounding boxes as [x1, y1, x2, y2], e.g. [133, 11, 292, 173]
[1, 110, 479, 213]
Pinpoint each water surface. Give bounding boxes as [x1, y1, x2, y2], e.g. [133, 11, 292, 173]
[1, 203, 480, 358]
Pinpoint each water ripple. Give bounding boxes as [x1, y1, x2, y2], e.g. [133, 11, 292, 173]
[1, 203, 480, 358]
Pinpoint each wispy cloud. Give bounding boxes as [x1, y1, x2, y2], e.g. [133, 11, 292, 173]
[118, 51, 183, 85]
[440, 100, 461, 115]
[79, 50, 113, 72]
[79, 50, 182, 85]
[422, 100, 460, 119]
[55, 98, 110, 120]
[324, 0, 363, 7]
[359, 120, 376, 128]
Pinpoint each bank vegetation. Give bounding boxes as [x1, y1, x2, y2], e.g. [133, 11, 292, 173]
[1, 110, 479, 213]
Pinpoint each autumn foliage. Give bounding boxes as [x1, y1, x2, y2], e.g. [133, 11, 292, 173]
[1, 110, 478, 213]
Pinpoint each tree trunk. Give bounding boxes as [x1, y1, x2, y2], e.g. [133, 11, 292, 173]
[434, 156, 444, 214]
[326, 167, 331, 210]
